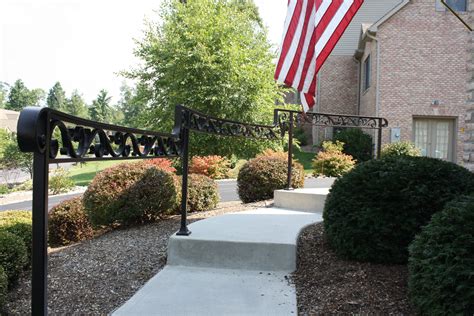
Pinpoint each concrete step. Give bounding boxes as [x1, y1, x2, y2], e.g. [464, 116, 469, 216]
[167, 208, 322, 271]
[274, 188, 329, 212]
[112, 266, 296, 316]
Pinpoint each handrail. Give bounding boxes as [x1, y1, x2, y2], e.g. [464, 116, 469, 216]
[16, 104, 388, 315]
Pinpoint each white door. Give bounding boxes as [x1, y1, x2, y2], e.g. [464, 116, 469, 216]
[413, 119, 455, 162]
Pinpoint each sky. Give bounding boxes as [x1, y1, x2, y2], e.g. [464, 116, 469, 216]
[0, 0, 287, 105]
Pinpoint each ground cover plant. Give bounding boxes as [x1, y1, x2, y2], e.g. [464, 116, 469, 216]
[408, 195, 474, 315]
[324, 156, 474, 264]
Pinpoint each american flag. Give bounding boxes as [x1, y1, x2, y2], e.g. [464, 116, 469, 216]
[275, 0, 364, 112]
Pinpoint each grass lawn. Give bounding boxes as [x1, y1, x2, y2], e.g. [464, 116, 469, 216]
[68, 160, 135, 186]
[293, 147, 314, 175]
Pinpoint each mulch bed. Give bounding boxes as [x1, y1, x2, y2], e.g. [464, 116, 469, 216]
[292, 223, 415, 315]
[4, 201, 270, 315]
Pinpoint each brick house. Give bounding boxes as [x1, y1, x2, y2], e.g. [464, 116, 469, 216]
[305, 0, 474, 170]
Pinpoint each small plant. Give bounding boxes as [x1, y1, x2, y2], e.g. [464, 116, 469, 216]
[49, 168, 75, 195]
[381, 141, 421, 158]
[334, 128, 373, 162]
[0, 184, 9, 195]
[0, 266, 7, 307]
[312, 141, 355, 177]
[141, 158, 176, 173]
[49, 197, 94, 247]
[0, 211, 32, 255]
[186, 174, 219, 212]
[324, 156, 474, 264]
[237, 155, 305, 203]
[408, 195, 474, 315]
[12, 179, 33, 192]
[0, 231, 28, 283]
[189, 155, 231, 179]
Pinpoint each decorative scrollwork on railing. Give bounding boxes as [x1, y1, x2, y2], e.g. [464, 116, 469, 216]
[293, 111, 388, 129]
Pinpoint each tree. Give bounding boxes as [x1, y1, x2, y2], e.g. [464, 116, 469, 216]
[0, 82, 9, 109]
[0, 131, 33, 178]
[126, 0, 285, 158]
[117, 82, 148, 128]
[65, 90, 89, 118]
[47, 82, 67, 111]
[89, 90, 112, 122]
[5, 79, 44, 111]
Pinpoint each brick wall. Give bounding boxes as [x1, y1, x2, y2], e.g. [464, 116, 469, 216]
[376, 0, 470, 165]
[464, 0, 474, 170]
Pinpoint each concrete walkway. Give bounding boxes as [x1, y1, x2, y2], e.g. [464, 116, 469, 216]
[113, 189, 328, 316]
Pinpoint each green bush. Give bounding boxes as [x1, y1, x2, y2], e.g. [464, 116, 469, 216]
[0, 231, 27, 283]
[12, 179, 33, 192]
[381, 141, 421, 158]
[226, 159, 247, 179]
[334, 128, 373, 162]
[237, 155, 305, 203]
[294, 127, 309, 146]
[83, 162, 179, 227]
[0, 266, 7, 307]
[312, 141, 356, 177]
[324, 156, 474, 264]
[49, 197, 94, 247]
[0, 184, 9, 195]
[186, 174, 219, 212]
[49, 168, 75, 195]
[408, 195, 474, 315]
[0, 211, 32, 255]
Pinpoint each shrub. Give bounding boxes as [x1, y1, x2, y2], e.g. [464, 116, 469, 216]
[323, 156, 474, 264]
[186, 174, 219, 212]
[141, 158, 176, 173]
[257, 149, 288, 160]
[49, 168, 75, 195]
[0, 266, 7, 307]
[0, 231, 27, 283]
[227, 159, 248, 179]
[294, 127, 309, 146]
[408, 195, 474, 315]
[48, 197, 94, 247]
[237, 155, 305, 203]
[189, 155, 231, 179]
[83, 162, 179, 227]
[312, 141, 356, 177]
[0, 211, 32, 254]
[334, 128, 373, 162]
[381, 141, 421, 158]
[0, 184, 9, 195]
[12, 179, 33, 192]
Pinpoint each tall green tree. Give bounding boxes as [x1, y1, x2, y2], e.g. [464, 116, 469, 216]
[126, 0, 285, 158]
[65, 90, 89, 118]
[47, 82, 67, 111]
[5, 79, 44, 111]
[117, 82, 148, 128]
[89, 89, 112, 122]
[0, 82, 9, 109]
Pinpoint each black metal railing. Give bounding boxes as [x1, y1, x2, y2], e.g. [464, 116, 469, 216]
[16, 104, 387, 315]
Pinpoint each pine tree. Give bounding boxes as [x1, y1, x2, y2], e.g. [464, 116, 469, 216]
[46, 82, 67, 111]
[5, 79, 43, 111]
[65, 90, 88, 118]
[89, 90, 112, 122]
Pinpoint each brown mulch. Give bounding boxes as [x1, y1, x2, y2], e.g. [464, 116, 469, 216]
[4, 200, 270, 315]
[292, 223, 415, 315]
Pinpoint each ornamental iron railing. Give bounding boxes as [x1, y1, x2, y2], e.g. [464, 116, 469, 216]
[16, 104, 387, 315]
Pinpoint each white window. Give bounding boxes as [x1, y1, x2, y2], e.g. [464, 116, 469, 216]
[413, 118, 455, 162]
[436, 0, 467, 12]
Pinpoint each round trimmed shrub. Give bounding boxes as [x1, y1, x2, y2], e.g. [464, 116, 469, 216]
[408, 195, 474, 315]
[49, 197, 94, 247]
[0, 211, 32, 254]
[237, 155, 305, 203]
[324, 156, 474, 264]
[0, 266, 7, 307]
[187, 174, 219, 212]
[83, 162, 180, 227]
[334, 128, 373, 162]
[0, 231, 27, 283]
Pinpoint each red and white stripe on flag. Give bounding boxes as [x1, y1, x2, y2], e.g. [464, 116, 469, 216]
[275, 0, 364, 112]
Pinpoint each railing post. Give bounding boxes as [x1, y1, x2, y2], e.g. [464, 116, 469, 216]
[377, 122, 383, 158]
[177, 117, 191, 236]
[286, 112, 294, 190]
